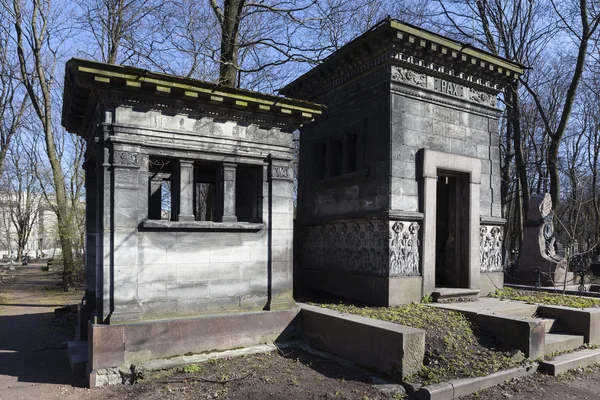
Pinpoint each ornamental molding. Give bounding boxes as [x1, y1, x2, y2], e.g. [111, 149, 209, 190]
[480, 225, 503, 272]
[105, 94, 301, 132]
[289, 50, 503, 102]
[112, 150, 140, 168]
[303, 220, 388, 276]
[391, 66, 426, 88]
[272, 165, 292, 180]
[391, 84, 501, 117]
[470, 89, 497, 107]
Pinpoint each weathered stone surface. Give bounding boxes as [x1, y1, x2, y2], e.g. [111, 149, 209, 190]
[516, 193, 573, 285]
[300, 304, 425, 379]
[63, 59, 315, 329]
[291, 21, 518, 305]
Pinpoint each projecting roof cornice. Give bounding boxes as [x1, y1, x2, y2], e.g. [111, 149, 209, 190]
[62, 59, 325, 135]
[280, 19, 525, 101]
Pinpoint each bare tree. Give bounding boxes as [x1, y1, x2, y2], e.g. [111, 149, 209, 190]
[0, 6, 27, 179]
[76, 0, 165, 64]
[521, 0, 600, 208]
[9, 0, 79, 289]
[1, 139, 43, 262]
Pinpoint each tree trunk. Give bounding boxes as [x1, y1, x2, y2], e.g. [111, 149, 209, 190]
[547, 138, 560, 210]
[510, 84, 530, 223]
[218, 0, 244, 87]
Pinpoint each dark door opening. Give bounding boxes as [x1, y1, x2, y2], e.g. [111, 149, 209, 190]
[435, 171, 470, 288]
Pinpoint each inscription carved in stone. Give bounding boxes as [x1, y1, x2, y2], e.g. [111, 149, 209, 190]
[434, 78, 464, 97]
[303, 220, 388, 276]
[391, 66, 426, 88]
[113, 150, 140, 167]
[389, 221, 421, 276]
[480, 225, 503, 272]
[470, 89, 496, 107]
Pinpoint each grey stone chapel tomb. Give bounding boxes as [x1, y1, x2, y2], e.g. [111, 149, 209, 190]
[61, 19, 524, 386]
[282, 20, 524, 305]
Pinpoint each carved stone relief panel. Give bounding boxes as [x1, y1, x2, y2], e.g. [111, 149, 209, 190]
[480, 225, 503, 272]
[302, 220, 388, 276]
[272, 165, 292, 181]
[469, 89, 496, 107]
[389, 221, 421, 277]
[113, 150, 141, 168]
[391, 66, 426, 88]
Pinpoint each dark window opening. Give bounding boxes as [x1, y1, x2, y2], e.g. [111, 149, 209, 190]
[315, 143, 327, 179]
[194, 163, 218, 221]
[236, 165, 263, 223]
[332, 139, 343, 176]
[347, 133, 358, 173]
[149, 158, 176, 221]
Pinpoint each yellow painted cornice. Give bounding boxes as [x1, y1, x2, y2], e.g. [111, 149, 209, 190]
[63, 59, 325, 134]
[389, 21, 524, 77]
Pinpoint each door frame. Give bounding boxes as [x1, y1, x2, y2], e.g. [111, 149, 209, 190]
[420, 149, 481, 296]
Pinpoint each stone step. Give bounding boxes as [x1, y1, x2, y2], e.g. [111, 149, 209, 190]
[544, 333, 584, 356]
[68, 340, 88, 377]
[540, 318, 559, 333]
[541, 348, 600, 375]
[431, 288, 479, 303]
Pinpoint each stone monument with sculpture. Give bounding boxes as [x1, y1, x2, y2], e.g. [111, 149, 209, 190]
[514, 193, 573, 286]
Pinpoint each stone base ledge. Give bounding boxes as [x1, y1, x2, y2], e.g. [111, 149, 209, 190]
[413, 363, 539, 400]
[300, 269, 423, 306]
[87, 308, 300, 387]
[299, 303, 425, 379]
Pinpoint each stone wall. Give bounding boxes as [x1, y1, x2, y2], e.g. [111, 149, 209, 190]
[90, 103, 296, 323]
[297, 70, 391, 222]
[390, 88, 502, 218]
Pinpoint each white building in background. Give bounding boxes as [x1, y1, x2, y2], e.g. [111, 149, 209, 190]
[0, 192, 61, 259]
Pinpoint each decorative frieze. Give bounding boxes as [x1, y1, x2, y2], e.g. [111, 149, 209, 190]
[303, 220, 388, 276]
[480, 225, 503, 272]
[389, 221, 421, 276]
[470, 89, 496, 107]
[391, 66, 426, 88]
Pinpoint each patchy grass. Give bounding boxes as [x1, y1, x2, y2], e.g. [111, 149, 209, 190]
[316, 302, 523, 385]
[489, 287, 600, 308]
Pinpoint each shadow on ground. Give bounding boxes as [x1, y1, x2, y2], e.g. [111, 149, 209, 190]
[0, 266, 85, 389]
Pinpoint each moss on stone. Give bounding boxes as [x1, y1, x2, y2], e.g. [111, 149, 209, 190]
[315, 302, 522, 385]
[488, 287, 600, 308]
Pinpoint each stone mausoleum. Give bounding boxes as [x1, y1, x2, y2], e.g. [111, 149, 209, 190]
[62, 59, 323, 385]
[282, 20, 524, 305]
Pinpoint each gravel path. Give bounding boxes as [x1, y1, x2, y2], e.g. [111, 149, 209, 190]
[0, 265, 89, 400]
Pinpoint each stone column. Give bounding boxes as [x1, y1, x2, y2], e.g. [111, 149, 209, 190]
[109, 147, 142, 323]
[80, 160, 97, 339]
[84, 160, 97, 301]
[267, 160, 295, 310]
[178, 160, 195, 221]
[148, 178, 162, 220]
[222, 163, 237, 222]
[421, 175, 437, 296]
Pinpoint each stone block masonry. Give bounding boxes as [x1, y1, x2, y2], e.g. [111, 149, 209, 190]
[62, 58, 324, 326]
[284, 19, 523, 305]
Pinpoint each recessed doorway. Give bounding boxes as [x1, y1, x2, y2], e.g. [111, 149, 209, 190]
[435, 171, 470, 288]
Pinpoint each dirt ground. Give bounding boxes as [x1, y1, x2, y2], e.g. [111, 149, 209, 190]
[3, 266, 600, 400]
[461, 365, 600, 400]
